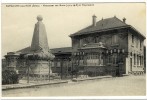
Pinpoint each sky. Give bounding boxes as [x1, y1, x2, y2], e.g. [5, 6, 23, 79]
[1, 3, 146, 58]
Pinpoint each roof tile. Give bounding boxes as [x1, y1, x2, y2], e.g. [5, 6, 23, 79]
[70, 17, 128, 37]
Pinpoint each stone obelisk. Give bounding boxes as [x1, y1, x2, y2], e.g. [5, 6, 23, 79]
[28, 15, 54, 79]
[31, 15, 49, 52]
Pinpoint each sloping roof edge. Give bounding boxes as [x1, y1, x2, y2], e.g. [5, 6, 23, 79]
[69, 25, 130, 37]
[130, 26, 146, 39]
[69, 25, 146, 39]
[50, 47, 72, 54]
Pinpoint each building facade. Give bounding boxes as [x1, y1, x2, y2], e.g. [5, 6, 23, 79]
[69, 15, 145, 76]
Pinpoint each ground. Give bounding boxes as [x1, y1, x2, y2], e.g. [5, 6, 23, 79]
[2, 75, 146, 97]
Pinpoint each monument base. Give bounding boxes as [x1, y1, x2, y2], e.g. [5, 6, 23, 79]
[28, 60, 52, 79]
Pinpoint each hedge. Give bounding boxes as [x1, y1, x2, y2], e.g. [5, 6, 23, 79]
[2, 70, 19, 85]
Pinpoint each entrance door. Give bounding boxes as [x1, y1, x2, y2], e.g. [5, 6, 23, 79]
[130, 58, 132, 71]
[115, 65, 119, 76]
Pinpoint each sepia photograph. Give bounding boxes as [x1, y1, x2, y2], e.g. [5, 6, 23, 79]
[1, 2, 146, 97]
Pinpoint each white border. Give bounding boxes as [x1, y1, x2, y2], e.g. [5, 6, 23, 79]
[1, 96, 147, 99]
[1, 0, 147, 3]
[1, 0, 147, 99]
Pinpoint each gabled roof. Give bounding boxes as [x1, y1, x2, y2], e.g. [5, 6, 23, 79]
[70, 16, 129, 37]
[16, 47, 32, 54]
[50, 47, 72, 54]
[16, 46, 72, 55]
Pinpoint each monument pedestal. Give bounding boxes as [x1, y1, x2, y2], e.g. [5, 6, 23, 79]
[27, 60, 52, 80]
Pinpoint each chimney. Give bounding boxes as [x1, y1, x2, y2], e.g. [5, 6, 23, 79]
[92, 15, 97, 26]
[123, 17, 126, 23]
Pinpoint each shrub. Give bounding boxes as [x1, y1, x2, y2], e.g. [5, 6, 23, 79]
[2, 70, 19, 85]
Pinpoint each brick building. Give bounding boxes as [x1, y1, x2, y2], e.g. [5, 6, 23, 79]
[69, 15, 145, 76]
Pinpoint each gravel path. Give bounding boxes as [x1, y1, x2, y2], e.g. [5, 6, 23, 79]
[2, 75, 146, 96]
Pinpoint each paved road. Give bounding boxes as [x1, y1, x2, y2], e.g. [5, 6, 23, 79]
[2, 75, 146, 96]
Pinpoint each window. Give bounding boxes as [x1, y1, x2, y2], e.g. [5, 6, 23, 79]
[112, 54, 117, 64]
[141, 56, 143, 66]
[96, 37, 99, 43]
[134, 54, 136, 65]
[140, 56, 142, 66]
[136, 38, 138, 48]
[140, 40, 142, 49]
[79, 38, 83, 47]
[86, 53, 105, 66]
[112, 34, 118, 44]
[142, 56, 144, 66]
[108, 55, 112, 63]
[130, 58, 132, 71]
[137, 55, 139, 66]
[86, 37, 92, 43]
[57, 61, 61, 67]
[132, 35, 134, 43]
[101, 56, 103, 65]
